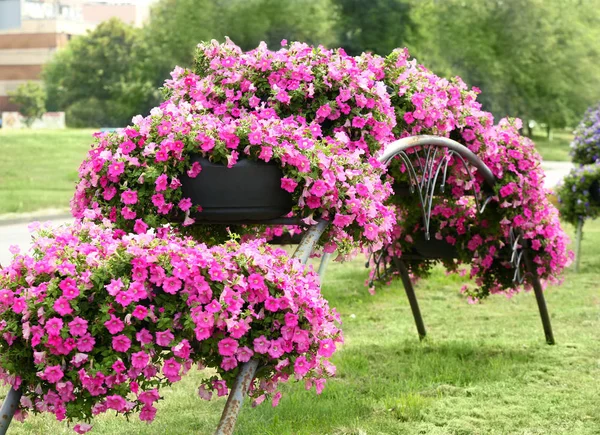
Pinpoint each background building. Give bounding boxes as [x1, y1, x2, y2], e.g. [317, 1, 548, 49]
[0, 0, 152, 113]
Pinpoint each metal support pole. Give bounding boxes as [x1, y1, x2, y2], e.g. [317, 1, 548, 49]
[575, 219, 584, 273]
[292, 220, 329, 264]
[214, 360, 259, 435]
[522, 248, 555, 345]
[0, 387, 22, 435]
[317, 253, 332, 283]
[215, 219, 329, 434]
[393, 257, 427, 340]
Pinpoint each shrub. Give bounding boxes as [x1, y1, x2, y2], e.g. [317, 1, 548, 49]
[556, 162, 600, 226]
[65, 98, 113, 128]
[569, 103, 600, 165]
[8, 82, 46, 127]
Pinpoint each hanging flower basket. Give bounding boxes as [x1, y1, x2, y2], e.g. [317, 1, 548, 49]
[181, 156, 293, 222]
[0, 222, 341, 432]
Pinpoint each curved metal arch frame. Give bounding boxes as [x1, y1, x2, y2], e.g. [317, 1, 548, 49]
[376, 135, 555, 346]
[381, 136, 497, 240]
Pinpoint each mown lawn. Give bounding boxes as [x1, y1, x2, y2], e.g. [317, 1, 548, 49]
[0, 129, 94, 214]
[531, 128, 573, 162]
[3, 220, 599, 434]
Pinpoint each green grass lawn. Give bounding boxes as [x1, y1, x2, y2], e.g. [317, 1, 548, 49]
[0, 129, 94, 215]
[531, 128, 573, 162]
[3, 221, 599, 434]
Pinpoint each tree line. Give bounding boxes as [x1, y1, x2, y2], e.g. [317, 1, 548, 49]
[13, 0, 600, 132]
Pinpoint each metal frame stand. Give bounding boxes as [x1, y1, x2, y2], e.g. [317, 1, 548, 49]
[522, 248, 555, 345]
[0, 387, 22, 435]
[379, 136, 556, 346]
[393, 257, 426, 340]
[394, 248, 555, 345]
[214, 219, 330, 435]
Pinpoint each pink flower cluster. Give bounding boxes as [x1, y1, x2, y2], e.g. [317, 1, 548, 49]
[178, 38, 397, 155]
[377, 49, 572, 298]
[0, 221, 341, 429]
[72, 100, 395, 256]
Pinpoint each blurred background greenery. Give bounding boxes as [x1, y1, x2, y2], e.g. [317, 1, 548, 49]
[36, 0, 600, 136]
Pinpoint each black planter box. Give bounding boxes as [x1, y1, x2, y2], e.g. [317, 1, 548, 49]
[405, 232, 458, 259]
[181, 156, 294, 223]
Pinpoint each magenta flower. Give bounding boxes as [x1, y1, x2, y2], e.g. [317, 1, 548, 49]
[53, 297, 73, 316]
[218, 338, 239, 357]
[131, 305, 148, 320]
[236, 346, 254, 363]
[131, 351, 150, 369]
[73, 423, 93, 434]
[155, 330, 174, 347]
[76, 333, 95, 353]
[133, 219, 148, 234]
[220, 356, 238, 371]
[107, 161, 124, 178]
[318, 339, 336, 358]
[104, 315, 124, 334]
[139, 405, 157, 422]
[205, 299, 221, 313]
[43, 365, 64, 383]
[280, 177, 298, 193]
[268, 339, 285, 359]
[294, 356, 310, 376]
[121, 190, 138, 205]
[112, 335, 131, 352]
[68, 317, 88, 337]
[162, 358, 181, 382]
[253, 335, 270, 354]
[162, 277, 181, 294]
[105, 395, 127, 412]
[45, 317, 64, 336]
[309, 180, 328, 197]
[11, 297, 26, 314]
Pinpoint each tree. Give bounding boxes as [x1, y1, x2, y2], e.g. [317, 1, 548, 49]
[334, 0, 413, 55]
[8, 82, 46, 127]
[406, 0, 600, 132]
[143, 0, 340, 87]
[43, 18, 159, 127]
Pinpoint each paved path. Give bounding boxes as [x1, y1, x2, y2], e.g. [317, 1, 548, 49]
[0, 161, 577, 266]
[0, 217, 72, 266]
[541, 161, 574, 190]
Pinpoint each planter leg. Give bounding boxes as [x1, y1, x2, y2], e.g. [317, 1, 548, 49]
[0, 387, 22, 435]
[214, 221, 330, 434]
[393, 258, 427, 340]
[214, 360, 259, 435]
[317, 253, 331, 283]
[523, 248, 555, 345]
[575, 219, 584, 273]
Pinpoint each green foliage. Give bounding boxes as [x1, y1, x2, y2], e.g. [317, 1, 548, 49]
[334, 0, 413, 55]
[406, 0, 600, 130]
[42, 18, 159, 127]
[143, 0, 339, 85]
[64, 97, 111, 128]
[7, 82, 46, 127]
[556, 164, 600, 226]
